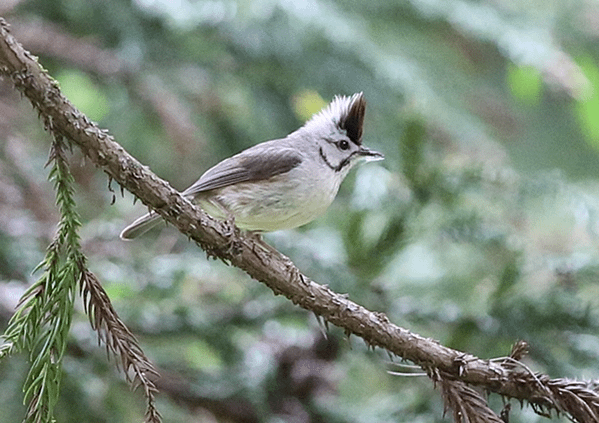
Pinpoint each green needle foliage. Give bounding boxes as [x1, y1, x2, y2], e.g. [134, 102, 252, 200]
[0, 136, 160, 423]
[4, 0, 599, 421]
[1, 136, 80, 423]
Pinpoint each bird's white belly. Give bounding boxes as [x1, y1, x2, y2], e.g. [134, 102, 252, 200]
[194, 170, 341, 232]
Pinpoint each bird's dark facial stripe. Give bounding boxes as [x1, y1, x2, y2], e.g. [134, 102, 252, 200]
[319, 147, 336, 171]
[319, 147, 355, 173]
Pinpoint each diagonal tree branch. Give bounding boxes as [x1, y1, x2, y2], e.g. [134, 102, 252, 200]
[1, 16, 598, 422]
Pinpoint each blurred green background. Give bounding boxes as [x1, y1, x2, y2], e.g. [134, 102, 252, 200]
[2, 0, 599, 422]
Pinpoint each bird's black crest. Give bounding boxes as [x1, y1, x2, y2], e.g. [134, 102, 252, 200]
[339, 94, 366, 146]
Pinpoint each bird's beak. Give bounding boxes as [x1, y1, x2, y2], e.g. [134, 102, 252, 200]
[358, 146, 384, 162]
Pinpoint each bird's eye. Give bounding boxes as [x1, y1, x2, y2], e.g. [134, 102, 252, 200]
[338, 140, 350, 151]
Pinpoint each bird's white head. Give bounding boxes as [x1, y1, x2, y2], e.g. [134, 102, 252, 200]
[300, 92, 384, 178]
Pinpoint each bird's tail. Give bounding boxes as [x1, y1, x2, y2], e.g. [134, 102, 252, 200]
[120, 212, 162, 240]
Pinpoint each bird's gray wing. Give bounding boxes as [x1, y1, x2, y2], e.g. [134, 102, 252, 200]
[182, 144, 303, 197]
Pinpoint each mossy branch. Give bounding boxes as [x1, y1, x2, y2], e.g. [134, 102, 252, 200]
[1, 16, 598, 423]
[0, 23, 161, 423]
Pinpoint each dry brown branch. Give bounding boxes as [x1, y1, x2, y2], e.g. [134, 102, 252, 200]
[1, 16, 599, 422]
[436, 371, 504, 423]
[494, 354, 599, 422]
[79, 268, 161, 423]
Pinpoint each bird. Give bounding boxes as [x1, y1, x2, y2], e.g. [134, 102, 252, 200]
[120, 92, 383, 240]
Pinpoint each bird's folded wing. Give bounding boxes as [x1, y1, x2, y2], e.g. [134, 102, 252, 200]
[182, 145, 303, 196]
